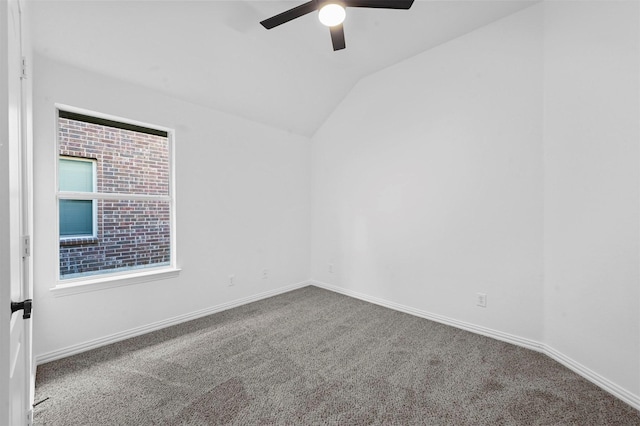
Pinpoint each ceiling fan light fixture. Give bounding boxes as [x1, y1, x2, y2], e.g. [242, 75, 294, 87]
[318, 3, 346, 27]
[259, 0, 415, 51]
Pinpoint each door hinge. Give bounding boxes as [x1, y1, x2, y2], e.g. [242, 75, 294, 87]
[21, 56, 27, 79]
[21, 235, 30, 257]
[11, 299, 32, 319]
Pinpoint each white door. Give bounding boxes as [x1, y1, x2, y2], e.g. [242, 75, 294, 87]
[1, 0, 33, 424]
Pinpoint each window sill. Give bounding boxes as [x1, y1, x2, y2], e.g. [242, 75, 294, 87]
[51, 267, 181, 297]
[60, 237, 99, 246]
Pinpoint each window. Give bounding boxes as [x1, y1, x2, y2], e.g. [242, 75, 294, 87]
[59, 157, 97, 238]
[56, 107, 175, 284]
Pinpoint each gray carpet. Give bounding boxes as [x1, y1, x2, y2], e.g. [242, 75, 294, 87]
[34, 286, 640, 425]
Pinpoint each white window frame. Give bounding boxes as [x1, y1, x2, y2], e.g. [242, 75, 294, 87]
[58, 156, 98, 240]
[53, 104, 179, 297]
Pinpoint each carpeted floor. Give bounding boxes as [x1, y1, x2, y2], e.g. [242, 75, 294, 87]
[34, 286, 640, 425]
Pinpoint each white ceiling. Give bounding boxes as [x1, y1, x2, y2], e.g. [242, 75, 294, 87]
[30, 0, 537, 137]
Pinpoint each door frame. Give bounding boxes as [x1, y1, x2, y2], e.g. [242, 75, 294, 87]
[1, 0, 34, 423]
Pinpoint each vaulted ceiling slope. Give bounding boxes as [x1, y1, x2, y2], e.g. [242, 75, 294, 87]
[30, 0, 536, 137]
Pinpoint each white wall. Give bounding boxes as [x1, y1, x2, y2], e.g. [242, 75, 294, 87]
[32, 55, 311, 359]
[543, 1, 640, 397]
[311, 5, 544, 341]
[311, 1, 640, 406]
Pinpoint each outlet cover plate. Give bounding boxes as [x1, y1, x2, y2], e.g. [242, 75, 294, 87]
[476, 292, 487, 308]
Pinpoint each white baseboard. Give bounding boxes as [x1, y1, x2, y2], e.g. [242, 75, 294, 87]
[309, 280, 543, 352]
[542, 344, 640, 411]
[310, 280, 640, 412]
[36, 280, 311, 365]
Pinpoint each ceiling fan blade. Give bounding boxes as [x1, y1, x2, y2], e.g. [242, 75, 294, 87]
[260, 1, 318, 29]
[344, 0, 414, 9]
[330, 24, 346, 51]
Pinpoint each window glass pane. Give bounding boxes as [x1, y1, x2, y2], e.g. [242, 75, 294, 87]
[59, 200, 171, 280]
[59, 117, 169, 196]
[59, 158, 93, 192]
[59, 200, 93, 236]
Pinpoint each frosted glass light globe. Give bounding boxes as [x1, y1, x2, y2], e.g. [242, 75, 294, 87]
[318, 4, 346, 27]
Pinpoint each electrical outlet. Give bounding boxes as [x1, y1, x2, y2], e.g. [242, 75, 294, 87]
[262, 269, 268, 279]
[228, 274, 235, 286]
[328, 263, 334, 273]
[476, 292, 487, 308]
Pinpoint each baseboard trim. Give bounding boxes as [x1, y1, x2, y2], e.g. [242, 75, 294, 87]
[36, 280, 311, 365]
[309, 281, 543, 352]
[310, 280, 640, 412]
[542, 344, 640, 411]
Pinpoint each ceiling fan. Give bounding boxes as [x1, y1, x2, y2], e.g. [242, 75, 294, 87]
[260, 0, 415, 51]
